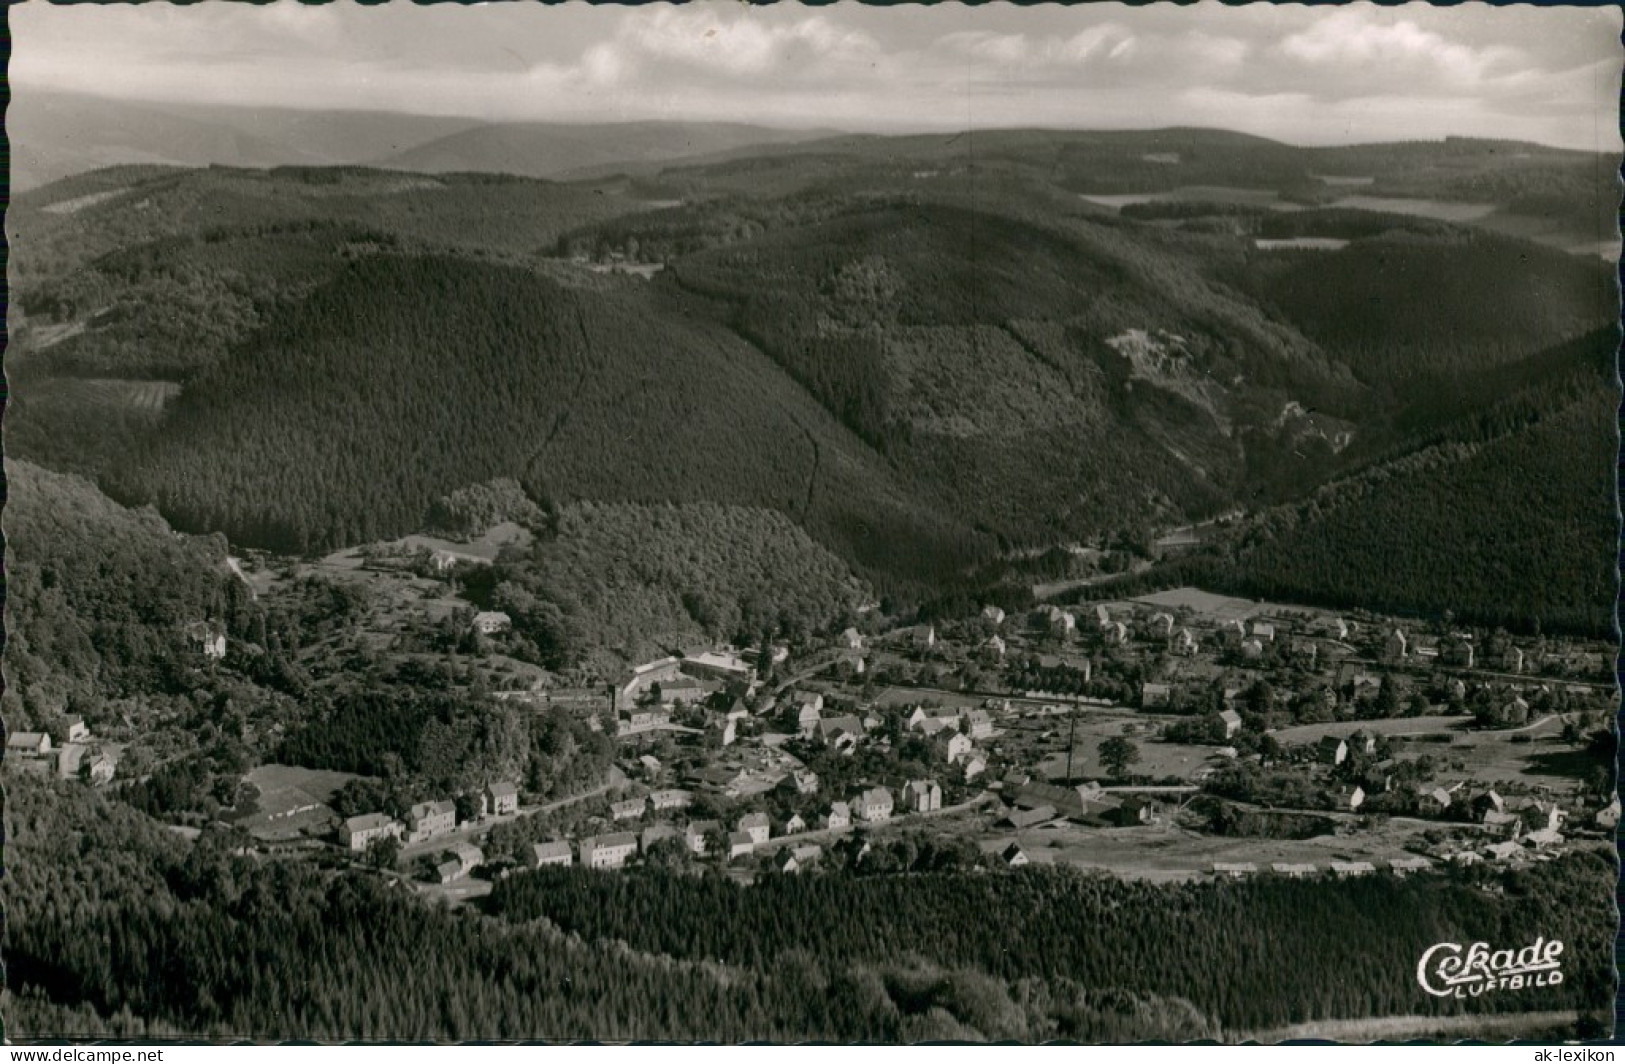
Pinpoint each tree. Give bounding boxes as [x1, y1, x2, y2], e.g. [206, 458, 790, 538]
[364, 835, 401, 871]
[1098, 737, 1141, 780]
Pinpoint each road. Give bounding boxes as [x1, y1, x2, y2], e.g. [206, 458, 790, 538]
[399, 768, 624, 859]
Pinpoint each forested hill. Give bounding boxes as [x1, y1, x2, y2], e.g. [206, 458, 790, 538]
[1144, 327, 1622, 637]
[100, 252, 991, 591]
[2, 461, 251, 733]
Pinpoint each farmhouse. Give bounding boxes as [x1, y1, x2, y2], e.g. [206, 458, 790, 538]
[1141, 682, 1172, 709]
[727, 831, 756, 859]
[944, 732, 975, 765]
[960, 709, 994, 740]
[1000, 804, 1058, 830]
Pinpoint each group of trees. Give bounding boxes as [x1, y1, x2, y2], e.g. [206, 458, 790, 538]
[488, 855, 1615, 1034]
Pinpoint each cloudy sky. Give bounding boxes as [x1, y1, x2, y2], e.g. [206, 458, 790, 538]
[12, 1, 1622, 150]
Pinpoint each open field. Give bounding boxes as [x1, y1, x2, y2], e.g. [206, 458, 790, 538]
[239, 763, 366, 839]
[400, 520, 531, 562]
[981, 819, 1451, 882]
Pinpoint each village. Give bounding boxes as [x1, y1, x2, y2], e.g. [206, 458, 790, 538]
[132, 538, 1616, 902]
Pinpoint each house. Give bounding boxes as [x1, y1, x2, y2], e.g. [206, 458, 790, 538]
[815, 715, 866, 751]
[823, 802, 852, 831]
[691, 764, 752, 797]
[1240, 638, 1264, 661]
[611, 798, 647, 822]
[1250, 621, 1276, 643]
[1501, 696, 1530, 726]
[339, 813, 402, 853]
[737, 811, 771, 845]
[580, 832, 638, 869]
[1470, 789, 1506, 819]
[1484, 841, 1524, 862]
[471, 611, 512, 636]
[648, 789, 693, 812]
[1420, 787, 1455, 815]
[839, 627, 865, 650]
[638, 754, 663, 775]
[944, 732, 975, 765]
[1106, 796, 1160, 826]
[1482, 810, 1522, 840]
[185, 621, 228, 660]
[999, 804, 1059, 830]
[446, 842, 483, 877]
[1175, 629, 1198, 656]
[1384, 629, 1408, 661]
[1106, 622, 1129, 646]
[982, 635, 1007, 662]
[1141, 683, 1172, 709]
[1272, 863, 1317, 879]
[85, 751, 116, 785]
[7, 732, 52, 757]
[908, 708, 956, 736]
[685, 820, 722, 855]
[1219, 709, 1243, 739]
[962, 755, 987, 782]
[902, 779, 943, 814]
[1344, 785, 1367, 812]
[1212, 863, 1257, 878]
[61, 718, 90, 744]
[792, 692, 825, 736]
[774, 849, 803, 874]
[792, 843, 822, 864]
[781, 769, 820, 796]
[1044, 606, 1076, 636]
[1094, 605, 1112, 630]
[528, 841, 574, 868]
[726, 831, 756, 859]
[960, 709, 994, 740]
[639, 823, 681, 853]
[708, 715, 738, 748]
[484, 780, 520, 817]
[1596, 797, 1620, 830]
[681, 650, 754, 683]
[784, 813, 807, 834]
[1000, 843, 1030, 868]
[1324, 616, 1350, 641]
[428, 549, 460, 573]
[405, 800, 457, 843]
[435, 859, 465, 884]
[1503, 646, 1525, 673]
[855, 787, 894, 823]
[912, 625, 937, 651]
[1330, 861, 1375, 878]
[1148, 612, 1175, 638]
[1317, 736, 1349, 766]
[982, 605, 1006, 627]
[1349, 730, 1378, 756]
[1389, 856, 1433, 876]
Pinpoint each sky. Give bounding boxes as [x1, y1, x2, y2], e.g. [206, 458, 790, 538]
[11, 1, 1623, 151]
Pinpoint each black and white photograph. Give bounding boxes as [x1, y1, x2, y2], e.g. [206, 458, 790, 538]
[3, 0, 1621, 1045]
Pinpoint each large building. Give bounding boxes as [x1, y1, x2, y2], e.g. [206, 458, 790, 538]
[339, 813, 403, 853]
[615, 657, 685, 710]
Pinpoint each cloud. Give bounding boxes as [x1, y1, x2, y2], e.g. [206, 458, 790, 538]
[9, 0, 1620, 151]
